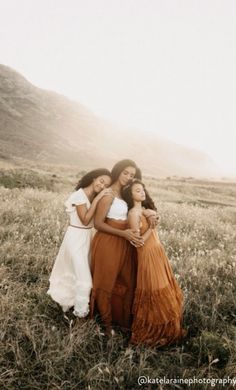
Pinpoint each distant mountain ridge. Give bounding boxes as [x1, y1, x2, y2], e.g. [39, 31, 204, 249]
[0, 64, 219, 177]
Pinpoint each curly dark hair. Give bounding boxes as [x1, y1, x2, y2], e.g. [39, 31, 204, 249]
[111, 159, 141, 184]
[122, 179, 157, 211]
[75, 168, 111, 190]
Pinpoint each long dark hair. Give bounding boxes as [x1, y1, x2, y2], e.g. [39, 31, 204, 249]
[111, 159, 142, 184]
[75, 168, 111, 190]
[135, 166, 142, 180]
[122, 179, 157, 211]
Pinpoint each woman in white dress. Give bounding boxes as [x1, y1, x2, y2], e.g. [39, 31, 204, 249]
[47, 168, 112, 317]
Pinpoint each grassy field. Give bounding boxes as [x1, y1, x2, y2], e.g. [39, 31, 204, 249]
[0, 163, 236, 389]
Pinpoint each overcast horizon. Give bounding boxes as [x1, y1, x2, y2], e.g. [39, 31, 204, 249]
[1, 0, 236, 175]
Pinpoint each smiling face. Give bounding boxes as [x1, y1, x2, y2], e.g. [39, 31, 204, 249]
[131, 182, 146, 202]
[93, 175, 111, 193]
[118, 166, 136, 186]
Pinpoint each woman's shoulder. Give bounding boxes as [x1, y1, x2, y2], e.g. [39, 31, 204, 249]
[98, 192, 114, 207]
[74, 188, 85, 195]
[65, 188, 88, 207]
[128, 207, 142, 216]
[70, 188, 85, 199]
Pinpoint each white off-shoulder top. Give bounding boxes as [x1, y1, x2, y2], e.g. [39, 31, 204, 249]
[106, 197, 128, 221]
[64, 188, 93, 228]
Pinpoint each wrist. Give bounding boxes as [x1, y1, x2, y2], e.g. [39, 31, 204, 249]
[119, 230, 125, 238]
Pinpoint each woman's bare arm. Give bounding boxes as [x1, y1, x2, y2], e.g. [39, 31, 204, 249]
[75, 188, 112, 226]
[128, 209, 152, 243]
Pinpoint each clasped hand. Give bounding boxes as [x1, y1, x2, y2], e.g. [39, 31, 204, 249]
[124, 229, 144, 247]
[143, 209, 160, 229]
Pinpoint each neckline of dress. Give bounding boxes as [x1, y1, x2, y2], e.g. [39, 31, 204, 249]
[114, 196, 126, 202]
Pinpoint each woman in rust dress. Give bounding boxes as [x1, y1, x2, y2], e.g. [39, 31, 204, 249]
[122, 180, 185, 347]
[90, 160, 142, 335]
[90, 160, 157, 336]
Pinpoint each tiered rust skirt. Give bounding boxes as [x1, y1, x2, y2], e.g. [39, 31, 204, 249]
[90, 219, 137, 332]
[131, 216, 186, 346]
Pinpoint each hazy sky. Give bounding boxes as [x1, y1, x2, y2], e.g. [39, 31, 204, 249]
[1, 0, 236, 175]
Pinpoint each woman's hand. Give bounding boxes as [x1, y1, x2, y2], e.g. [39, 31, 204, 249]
[122, 229, 144, 247]
[148, 215, 160, 229]
[143, 209, 160, 229]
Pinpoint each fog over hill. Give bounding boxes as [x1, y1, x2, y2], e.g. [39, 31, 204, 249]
[0, 64, 219, 177]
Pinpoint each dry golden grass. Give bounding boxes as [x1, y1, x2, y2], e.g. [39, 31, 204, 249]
[0, 165, 236, 389]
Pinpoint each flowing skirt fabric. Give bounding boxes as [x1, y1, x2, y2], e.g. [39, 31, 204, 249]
[90, 219, 137, 331]
[47, 226, 93, 317]
[131, 217, 185, 346]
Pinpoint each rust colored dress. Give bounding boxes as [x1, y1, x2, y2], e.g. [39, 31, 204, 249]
[131, 215, 185, 346]
[90, 219, 137, 332]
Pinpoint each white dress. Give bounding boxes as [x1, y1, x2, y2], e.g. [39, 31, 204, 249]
[47, 188, 93, 317]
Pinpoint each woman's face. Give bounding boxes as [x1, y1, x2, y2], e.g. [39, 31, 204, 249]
[131, 183, 146, 202]
[118, 166, 136, 186]
[93, 175, 111, 193]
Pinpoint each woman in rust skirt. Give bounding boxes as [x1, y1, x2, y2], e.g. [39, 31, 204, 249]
[122, 180, 186, 347]
[90, 159, 146, 335]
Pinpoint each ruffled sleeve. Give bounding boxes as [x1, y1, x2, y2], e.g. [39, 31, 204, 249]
[64, 189, 88, 213]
